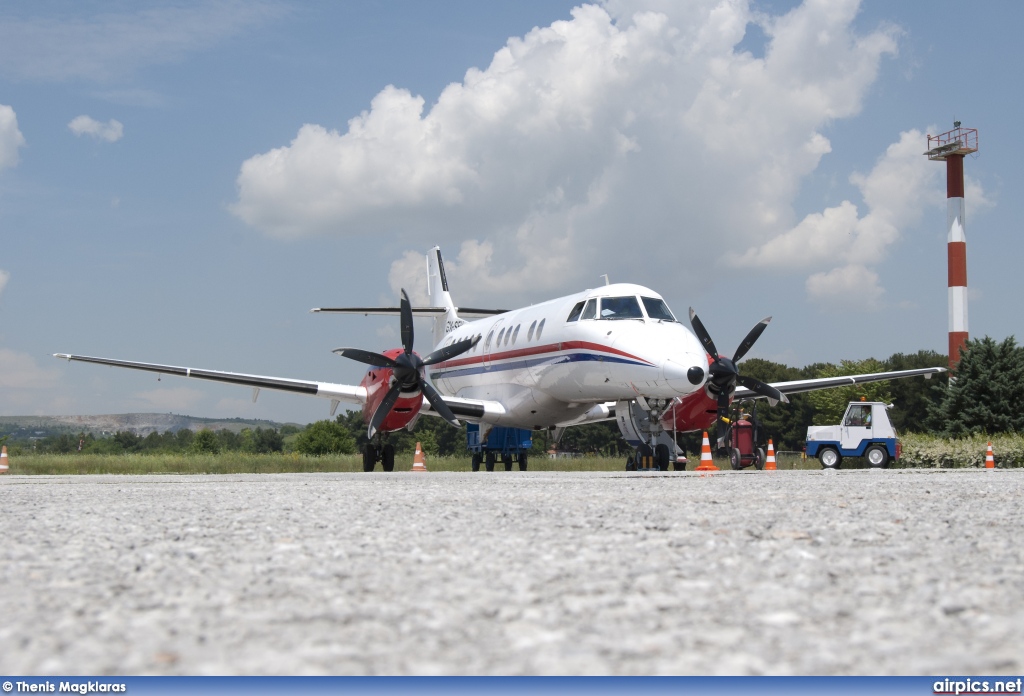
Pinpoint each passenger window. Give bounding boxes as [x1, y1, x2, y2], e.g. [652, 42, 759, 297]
[485, 330, 494, 349]
[497, 328, 505, 346]
[599, 296, 643, 320]
[566, 301, 585, 322]
[504, 327, 511, 346]
[581, 299, 597, 320]
[536, 319, 545, 341]
[511, 324, 520, 345]
[528, 320, 537, 341]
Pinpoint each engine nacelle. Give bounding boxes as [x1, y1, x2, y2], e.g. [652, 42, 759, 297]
[359, 348, 424, 434]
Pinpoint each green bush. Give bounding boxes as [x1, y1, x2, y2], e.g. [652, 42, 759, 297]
[294, 420, 356, 456]
[899, 432, 1024, 468]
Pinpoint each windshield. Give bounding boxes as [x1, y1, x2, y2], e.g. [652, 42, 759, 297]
[641, 296, 676, 322]
[599, 296, 643, 320]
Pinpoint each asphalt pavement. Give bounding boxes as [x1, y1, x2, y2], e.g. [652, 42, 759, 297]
[1, 469, 1021, 675]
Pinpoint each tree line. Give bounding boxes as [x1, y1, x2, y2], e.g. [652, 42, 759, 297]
[14, 337, 1022, 457]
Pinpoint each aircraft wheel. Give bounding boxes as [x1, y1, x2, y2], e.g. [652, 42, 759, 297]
[730, 448, 743, 470]
[362, 444, 377, 472]
[655, 443, 671, 471]
[625, 454, 637, 471]
[502, 453, 513, 471]
[471, 453, 482, 472]
[519, 452, 528, 471]
[754, 447, 766, 470]
[485, 451, 496, 472]
[865, 444, 889, 469]
[381, 443, 395, 472]
[819, 447, 842, 469]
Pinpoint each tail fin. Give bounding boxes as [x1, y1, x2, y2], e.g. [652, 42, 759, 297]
[427, 246, 462, 346]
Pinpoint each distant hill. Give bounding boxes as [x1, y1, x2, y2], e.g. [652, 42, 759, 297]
[0, 413, 300, 440]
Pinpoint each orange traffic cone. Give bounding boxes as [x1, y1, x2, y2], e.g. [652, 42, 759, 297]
[764, 439, 777, 470]
[985, 442, 995, 469]
[411, 442, 428, 472]
[0, 445, 8, 474]
[695, 431, 718, 472]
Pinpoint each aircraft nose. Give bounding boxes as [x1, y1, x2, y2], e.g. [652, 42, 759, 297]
[663, 357, 706, 393]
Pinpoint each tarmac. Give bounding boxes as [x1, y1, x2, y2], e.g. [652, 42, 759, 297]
[1, 468, 1022, 675]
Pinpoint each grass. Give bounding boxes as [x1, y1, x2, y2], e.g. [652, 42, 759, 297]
[3, 452, 826, 475]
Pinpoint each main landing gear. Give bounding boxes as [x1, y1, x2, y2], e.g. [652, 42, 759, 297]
[362, 439, 396, 472]
[625, 442, 681, 471]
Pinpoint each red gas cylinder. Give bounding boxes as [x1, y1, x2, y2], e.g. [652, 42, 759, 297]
[731, 419, 755, 455]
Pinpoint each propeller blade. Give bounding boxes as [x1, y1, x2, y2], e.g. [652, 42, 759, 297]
[421, 335, 480, 366]
[732, 316, 772, 363]
[400, 289, 414, 356]
[736, 375, 789, 404]
[367, 383, 403, 439]
[688, 308, 720, 360]
[333, 348, 399, 368]
[421, 380, 461, 427]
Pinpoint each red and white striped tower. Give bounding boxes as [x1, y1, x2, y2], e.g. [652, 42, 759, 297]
[925, 123, 978, 370]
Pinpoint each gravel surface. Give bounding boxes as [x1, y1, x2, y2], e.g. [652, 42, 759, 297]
[1, 469, 1022, 675]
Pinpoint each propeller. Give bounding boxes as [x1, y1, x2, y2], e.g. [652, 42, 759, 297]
[688, 307, 789, 446]
[334, 289, 479, 438]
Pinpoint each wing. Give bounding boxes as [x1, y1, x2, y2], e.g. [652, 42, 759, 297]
[734, 366, 946, 400]
[311, 306, 508, 317]
[53, 354, 366, 405]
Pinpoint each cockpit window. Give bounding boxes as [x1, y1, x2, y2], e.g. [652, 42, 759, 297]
[599, 296, 643, 319]
[581, 298, 597, 320]
[641, 297, 676, 322]
[566, 301, 585, 322]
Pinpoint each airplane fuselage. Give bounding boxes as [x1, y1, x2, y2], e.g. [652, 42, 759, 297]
[426, 283, 708, 429]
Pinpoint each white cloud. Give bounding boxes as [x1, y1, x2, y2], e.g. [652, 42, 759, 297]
[0, 269, 8, 297]
[68, 115, 124, 142]
[733, 127, 991, 308]
[0, 1, 282, 82]
[234, 0, 903, 303]
[0, 104, 26, 170]
[0, 348, 60, 389]
[734, 129, 943, 269]
[806, 264, 884, 311]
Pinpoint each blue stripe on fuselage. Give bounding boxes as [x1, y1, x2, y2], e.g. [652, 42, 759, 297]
[429, 352, 649, 380]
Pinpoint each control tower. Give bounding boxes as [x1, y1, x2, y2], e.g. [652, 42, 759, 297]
[924, 122, 979, 370]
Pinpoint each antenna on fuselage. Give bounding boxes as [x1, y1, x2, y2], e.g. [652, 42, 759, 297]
[600, 274, 610, 286]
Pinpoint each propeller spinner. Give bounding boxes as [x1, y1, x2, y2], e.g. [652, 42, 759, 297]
[688, 307, 788, 446]
[334, 289, 479, 438]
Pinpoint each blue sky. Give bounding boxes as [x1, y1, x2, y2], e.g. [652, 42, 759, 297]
[1, 0, 1020, 423]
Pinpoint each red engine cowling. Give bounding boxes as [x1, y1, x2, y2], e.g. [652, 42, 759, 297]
[660, 390, 719, 433]
[359, 348, 423, 433]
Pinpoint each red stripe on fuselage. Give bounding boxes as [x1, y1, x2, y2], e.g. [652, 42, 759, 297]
[433, 340, 653, 370]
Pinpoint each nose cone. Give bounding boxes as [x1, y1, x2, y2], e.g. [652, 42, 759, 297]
[663, 357, 707, 393]
[687, 365, 705, 385]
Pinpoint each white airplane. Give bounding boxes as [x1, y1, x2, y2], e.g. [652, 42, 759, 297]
[55, 247, 945, 471]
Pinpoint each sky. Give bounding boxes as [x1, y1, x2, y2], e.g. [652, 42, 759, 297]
[1, 0, 1021, 424]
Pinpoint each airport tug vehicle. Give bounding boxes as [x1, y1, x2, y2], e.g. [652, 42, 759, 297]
[805, 401, 899, 469]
